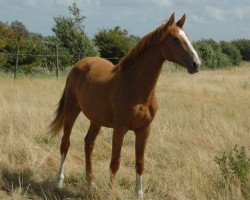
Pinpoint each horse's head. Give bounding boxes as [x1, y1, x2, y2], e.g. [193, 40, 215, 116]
[160, 13, 201, 74]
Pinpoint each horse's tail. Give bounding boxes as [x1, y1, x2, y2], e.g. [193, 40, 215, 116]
[48, 88, 66, 136]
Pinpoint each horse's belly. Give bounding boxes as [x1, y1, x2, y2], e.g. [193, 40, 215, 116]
[82, 107, 114, 128]
[77, 90, 114, 128]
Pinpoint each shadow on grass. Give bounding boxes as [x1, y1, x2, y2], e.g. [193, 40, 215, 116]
[0, 167, 99, 200]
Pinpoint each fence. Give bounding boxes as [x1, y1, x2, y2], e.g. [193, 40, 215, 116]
[0, 50, 121, 79]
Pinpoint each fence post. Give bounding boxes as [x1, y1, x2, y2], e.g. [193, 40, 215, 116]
[14, 43, 19, 79]
[56, 43, 59, 78]
[78, 51, 84, 60]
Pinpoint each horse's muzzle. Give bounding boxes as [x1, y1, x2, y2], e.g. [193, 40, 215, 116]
[188, 61, 200, 74]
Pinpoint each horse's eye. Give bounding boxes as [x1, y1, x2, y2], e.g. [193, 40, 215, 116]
[173, 37, 179, 42]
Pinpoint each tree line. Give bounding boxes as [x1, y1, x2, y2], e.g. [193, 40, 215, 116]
[0, 3, 137, 76]
[193, 39, 250, 69]
[0, 2, 249, 76]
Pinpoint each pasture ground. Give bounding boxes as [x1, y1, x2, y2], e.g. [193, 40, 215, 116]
[0, 63, 249, 199]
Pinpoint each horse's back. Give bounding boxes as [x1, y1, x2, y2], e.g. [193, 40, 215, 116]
[74, 57, 115, 83]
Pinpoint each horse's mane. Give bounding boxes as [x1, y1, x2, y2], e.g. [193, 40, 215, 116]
[113, 22, 169, 72]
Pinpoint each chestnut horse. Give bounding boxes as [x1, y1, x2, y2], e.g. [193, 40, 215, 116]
[49, 13, 201, 197]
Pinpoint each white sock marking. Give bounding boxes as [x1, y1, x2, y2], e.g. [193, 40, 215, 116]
[136, 173, 143, 198]
[57, 153, 65, 188]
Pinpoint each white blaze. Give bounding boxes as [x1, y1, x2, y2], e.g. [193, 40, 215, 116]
[178, 29, 201, 64]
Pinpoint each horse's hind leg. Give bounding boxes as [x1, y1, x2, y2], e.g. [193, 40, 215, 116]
[57, 95, 80, 188]
[84, 122, 101, 189]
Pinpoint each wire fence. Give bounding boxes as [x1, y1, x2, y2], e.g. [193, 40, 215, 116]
[0, 50, 121, 79]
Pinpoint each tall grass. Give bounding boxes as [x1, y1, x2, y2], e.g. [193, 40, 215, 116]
[0, 64, 249, 199]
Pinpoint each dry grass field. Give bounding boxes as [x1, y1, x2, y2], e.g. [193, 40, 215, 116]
[0, 63, 249, 200]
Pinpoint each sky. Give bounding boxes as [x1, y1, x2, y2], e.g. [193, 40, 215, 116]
[0, 0, 250, 41]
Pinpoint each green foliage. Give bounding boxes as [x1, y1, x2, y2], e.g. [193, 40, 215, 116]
[232, 39, 250, 61]
[129, 34, 141, 43]
[0, 21, 72, 73]
[10, 21, 29, 38]
[0, 21, 28, 71]
[206, 39, 232, 68]
[94, 26, 136, 64]
[193, 39, 232, 69]
[0, 2, 249, 76]
[0, 2, 100, 75]
[193, 40, 216, 69]
[39, 36, 74, 72]
[220, 41, 242, 66]
[0, 54, 8, 70]
[52, 2, 99, 59]
[68, 2, 86, 31]
[214, 145, 250, 193]
[0, 22, 15, 50]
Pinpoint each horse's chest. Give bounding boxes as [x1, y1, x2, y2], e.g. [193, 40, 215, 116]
[128, 104, 155, 130]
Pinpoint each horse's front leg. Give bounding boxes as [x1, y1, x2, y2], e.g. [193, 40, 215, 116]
[134, 125, 150, 198]
[110, 127, 127, 186]
[85, 122, 101, 190]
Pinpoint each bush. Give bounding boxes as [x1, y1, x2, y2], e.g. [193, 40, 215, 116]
[193, 39, 232, 69]
[94, 26, 136, 64]
[52, 16, 99, 58]
[220, 41, 242, 66]
[214, 145, 250, 195]
[0, 53, 8, 70]
[41, 36, 75, 71]
[193, 40, 216, 69]
[52, 2, 99, 65]
[217, 53, 232, 68]
[232, 39, 250, 61]
[204, 39, 232, 68]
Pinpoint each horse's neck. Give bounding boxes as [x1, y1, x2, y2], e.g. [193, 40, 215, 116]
[122, 46, 164, 103]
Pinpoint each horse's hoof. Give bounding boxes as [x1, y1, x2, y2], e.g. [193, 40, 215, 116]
[57, 177, 64, 189]
[57, 181, 63, 189]
[136, 190, 144, 198]
[88, 182, 97, 192]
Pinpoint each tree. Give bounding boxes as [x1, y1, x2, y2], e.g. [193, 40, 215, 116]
[129, 34, 140, 43]
[0, 22, 11, 70]
[193, 39, 232, 69]
[94, 26, 136, 64]
[68, 2, 86, 31]
[193, 40, 217, 69]
[220, 41, 242, 66]
[10, 20, 29, 39]
[40, 36, 74, 72]
[232, 39, 250, 61]
[52, 2, 99, 61]
[0, 21, 14, 49]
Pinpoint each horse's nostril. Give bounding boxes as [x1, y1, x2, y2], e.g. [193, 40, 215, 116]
[188, 62, 199, 74]
[193, 62, 197, 68]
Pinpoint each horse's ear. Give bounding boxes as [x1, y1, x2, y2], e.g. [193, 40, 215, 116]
[176, 14, 186, 28]
[166, 12, 175, 27]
